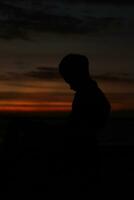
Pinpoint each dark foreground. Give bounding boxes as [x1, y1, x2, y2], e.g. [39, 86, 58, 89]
[0, 112, 134, 192]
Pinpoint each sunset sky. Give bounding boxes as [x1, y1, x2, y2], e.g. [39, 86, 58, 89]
[0, 0, 134, 112]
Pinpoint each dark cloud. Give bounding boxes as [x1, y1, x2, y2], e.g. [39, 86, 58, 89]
[0, 91, 44, 101]
[76, 17, 123, 34]
[24, 67, 61, 80]
[0, 92, 25, 100]
[0, 1, 82, 38]
[6, 72, 30, 81]
[3, 0, 134, 5]
[0, 67, 61, 81]
[94, 72, 134, 82]
[0, 74, 10, 81]
[0, 91, 71, 102]
[60, 0, 134, 3]
[0, 0, 133, 39]
[1, 67, 134, 82]
[0, 1, 31, 39]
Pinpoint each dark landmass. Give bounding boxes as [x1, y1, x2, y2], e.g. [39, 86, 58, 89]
[0, 110, 133, 191]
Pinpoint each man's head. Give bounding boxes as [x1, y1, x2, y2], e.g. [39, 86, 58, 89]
[59, 54, 90, 90]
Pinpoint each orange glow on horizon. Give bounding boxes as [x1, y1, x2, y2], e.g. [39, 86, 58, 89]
[0, 101, 72, 112]
[0, 100, 71, 106]
[0, 106, 71, 112]
[0, 100, 133, 113]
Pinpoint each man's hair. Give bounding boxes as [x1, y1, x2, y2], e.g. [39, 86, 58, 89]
[59, 54, 90, 83]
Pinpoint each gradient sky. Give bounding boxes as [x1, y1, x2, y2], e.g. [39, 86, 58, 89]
[0, 0, 134, 112]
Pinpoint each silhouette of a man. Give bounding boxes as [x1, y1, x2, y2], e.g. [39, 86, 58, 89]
[59, 54, 111, 188]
